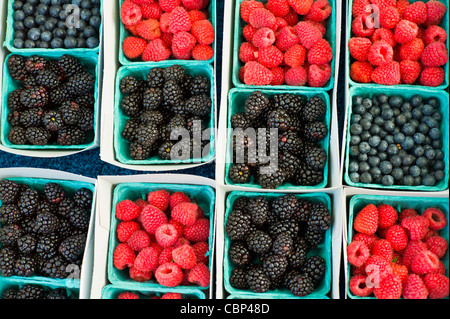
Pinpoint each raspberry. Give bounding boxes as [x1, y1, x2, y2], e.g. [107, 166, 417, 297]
[421, 41, 449, 67]
[365, 255, 393, 279]
[288, 0, 313, 15]
[372, 239, 393, 261]
[251, 28, 275, 49]
[116, 200, 140, 222]
[134, 246, 160, 272]
[304, 0, 332, 22]
[117, 221, 142, 243]
[239, 42, 259, 63]
[425, 0, 447, 26]
[352, 13, 376, 37]
[192, 44, 214, 60]
[348, 37, 372, 62]
[371, 28, 396, 47]
[172, 31, 197, 58]
[347, 240, 370, 267]
[192, 241, 209, 264]
[191, 20, 215, 45]
[113, 243, 136, 270]
[423, 229, 440, 242]
[118, 292, 140, 299]
[308, 63, 331, 87]
[376, 204, 398, 229]
[249, 8, 277, 29]
[352, 232, 379, 250]
[352, 0, 371, 18]
[400, 60, 422, 84]
[373, 274, 402, 299]
[411, 250, 440, 275]
[159, 0, 181, 12]
[122, 37, 148, 60]
[399, 38, 424, 61]
[282, 8, 299, 26]
[171, 202, 199, 226]
[127, 230, 151, 251]
[394, 20, 419, 44]
[402, 240, 428, 269]
[187, 262, 210, 287]
[349, 275, 374, 297]
[142, 39, 171, 62]
[419, 66, 445, 86]
[121, 0, 142, 26]
[307, 39, 333, 65]
[169, 6, 191, 33]
[284, 66, 308, 86]
[396, 0, 410, 18]
[169, 192, 191, 210]
[296, 21, 323, 49]
[131, 0, 156, 4]
[399, 208, 418, 223]
[158, 247, 175, 265]
[422, 207, 448, 230]
[182, 0, 203, 10]
[370, 0, 397, 10]
[136, 19, 161, 41]
[266, 0, 290, 17]
[368, 40, 394, 66]
[425, 236, 448, 259]
[172, 244, 197, 269]
[189, 10, 208, 23]
[401, 215, 430, 241]
[354, 204, 379, 235]
[390, 262, 408, 283]
[161, 293, 182, 299]
[160, 12, 171, 33]
[402, 274, 429, 299]
[240, 0, 265, 23]
[140, 204, 168, 235]
[424, 25, 448, 45]
[258, 45, 284, 68]
[379, 6, 400, 29]
[350, 61, 373, 83]
[184, 218, 210, 242]
[385, 224, 409, 251]
[270, 67, 285, 85]
[243, 61, 274, 85]
[155, 262, 184, 287]
[135, 199, 148, 210]
[147, 190, 170, 212]
[129, 266, 153, 282]
[141, 3, 163, 20]
[403, 1, 428, 25]
[155, 223, 179, 247]
[424, 273, 449, 299]
[371, 61, 401, 85]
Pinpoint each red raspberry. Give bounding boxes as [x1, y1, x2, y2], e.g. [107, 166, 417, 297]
[135, 198, 148, 209]
[419, 66, 445, 86]
[274, 26, 297, 51]
[118, 292, 140, 299]
[307, 38, 333, 65]
[142, 39, 171, 61]
[187, 262, 210, 287]
[296, 21, 323, 49]
[352, 0, 371, 18]
[421, 41, 449, 67]
[424, 25, 448, 45]
[249, 8, 276, 29]
[251, 27, 276, 48]
[390, 262, 408, 283]
[150, 242, 164, 255]
[371, 28, 396, 47]
[239, 42, 259, 63]
[171, 202, 199, 226]
[174, 237, 191, 248]
[304, 0, 332, 22]
[184, 218, 210, 242]
[161, 292, 182, 299]
[394, 19, 419, 44]
[243, 24, 258, 42]
[365, 255, 393, 279]
[370, 0, 396, 10]
[191, 20, 215, 45]
[136, 19, 161, 41]
[192, 241, 209, 264]
[348, 37, 372, 62]
[192, 44, 214, 60]
[270, 67, 285, 85]
[168, 219, 185, 238]
[425, 236, 448, 259]
[169, 192, 191, 210]
[113, 243, 135, 270]
[368, 40, 394, 66]
[379, 6, 400, 29]
[425, 0, 447, 26]
[169, 6, 191, 33]
[371, 61, 401, 85]
[398, 208, 418, 223]
[161, 32, 174, 48]
[385, 224, 409, 251]
[243, 61, 274, 85]
[172, 244, 197, 269]
[282, 8, 299, 26]
[403, 0, 428, 25]
[188, 10, 208, 23]
[121, 0, 142, 26]
[155, 262, 184, 287]
[127, 230, 151, 251]
[399, 38, 424, 61]
[258, 45, 284, 68]
[402, 240, 428, 269]
[411, 250, 440, 275]
[159, 12, 171, 33]
[117, 220, 141, 242]
[377, 204, 398, 229]
[147, 190, 170, 212]
[122, 37, 147, 60]
[349, 275, 374, 297]
[140, 204, 168, 235]
[423, 229, 440, 242]
[134, 246, 160, 272]
[131, 0, 155, 5]
[155, 223, 179, 247]
[396, 0, 410, 18]
[350, 61, 373, 83]
[141, 2, 163, 20]
[422, 207, 448, 230]
[284, 66, 308, 86]
[347, 240, 370, 267]
[172, 31, 197, 58]
[424, 273, 449, 299]
[372, 239, 393, 261]
[240, 0, 265, 23]
[116, 199, 140, 222]
[159, 0, 181, 12]
[400, 60, 421, 84]
[129, 266, 153, 282]
[308, 63, 331, 87]
[352, 232, 379, 250]
[401, 215, 430, 241]
[373, 274, 402, 299]
[158, 246, 175, 265]
[182, 0, 203, 10]
[354, 204, 379, 235]
[402, 274, 429, 299]
[351, 13, 376, 37]
[266, 0, 290, 17]
[288, 0, 313, 15]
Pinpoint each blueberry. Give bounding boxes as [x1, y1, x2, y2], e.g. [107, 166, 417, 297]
[390, 155, 402, 168]
[416, 156, 428, 168]
[369, 124, 381, 135]
[424, 148, 436, 160]
[380, 161, 393, 175]
[402, 123, 416, 136]
[349, 172, 360, 183]
[358, 153, 368, 162]
[424, 116, 438, 128]
[382, 175, 395, 186]
[353, 96, 363, 105]
[22, 3, 35, 15]
[13, 1, 24, 10]
[370, 106, 381, 117]
[382, 108, 394, 120]
[369, 135, 381, 148]
[81, 9, 93, 21]
[378, 152, 388, 161]
[351, 114, 362, 124]
[51, 37, 64, 48]
[350, 123, 363, 135]
[422, 104, 434, 116]
[24, 39, 36, 48]
[362, 112, 374, 122]
[410, 95, 423, 108]
[13, 10, 26, 21]
[394, 132, 405, 144]
[392, 168, 404, 181]
[27, 28, 41, 41]
[87, 36, 100, 49]
[426, 97, 440, 108]
[377, 140, 388, 152]
[402, 175, 415, 186]
[401, 102, 412, 112]
[90, 15, 101, 28]
[64, 36, 77, 48]
[362, 98, 372, 109]
[413, 132, 426, 145]
[368, 156, 381, 167]
[350, 135, 361, 145]
[349, 146, 360, 157]
[389, 96, 403, 108]
[435, 149, 444, 160]
[422, 174, 436, 186]
[400, 136, 415, 151]
[354, 104, 366, 115]
[377, 94, 389, 104]
[49, 5, 62, 18]
[395, 114, 407, 126]
[370, 167, 382, 180]
[429, 128, 441, 140]
[432, 111, 442, 123]
[412, 107, 424, 120]
[434, 160, 445, 171]
[409, 165, 421, 177]
[349, 161, 359, 173]
[23, 16, 36, 29]
[360, 172, 373, 184]
[14, 30, 26, 40]
[360, 131, 371, 142]
[413, 145, 425, 157]
[13, 38, 25, 48]
[402, 154, 415, 166]
[384, 121, 395, 133]
[435, 170, 445, 181]
[387, 144, 399, 156]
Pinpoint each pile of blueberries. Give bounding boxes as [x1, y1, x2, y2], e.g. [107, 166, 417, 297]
[347, 93, 446, 188]
[12, 0, 101, 50]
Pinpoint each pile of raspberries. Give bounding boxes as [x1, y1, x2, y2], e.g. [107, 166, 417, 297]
[238, 0, 334, 87]
[120, 0, 215, 62]
[347, 202, 449, 299]
[112, 190, 211, 288]
[349, 0, 448, 87]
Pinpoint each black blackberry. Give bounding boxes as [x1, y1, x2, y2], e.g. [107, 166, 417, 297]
[57, 55, 83, 78]
[122, 118, 140, 141]
[36, 234, 60, 260]
[129, 142, 154, 160]
[304, 225, 325, 248]
[186, 117, 205, 136]
[302, 143, 327, 170]
[229, 241, 254, 266]
[56, 126, 86, 146]
[226, 210, 252, 241]
[267, 219, 299, 239]
[20, 86, 49, 108]
[8, 126, 28, 145]
[246, 230, 272, 254]
[35, 69, 61, 89]
[75, 93, 95, 109]
[58, 234, 86, 262]
[302, 256, 326, 287]
[59, 101, 82, 125]
[73, 188, 93, 209]
[16, 285, 46, 299]
[17, 234, 37, 255]
[14, 254, 36, 277]
[49, 85, 71, 105]
[246, 265, 271, 293]
[7, 55, 28, 82]
[67, 206, 90, 231]
[135, 124, 160, 147]
[278, 131, 303, 155]
[1, 288, 18, 299]
[190, 75, 211, 96]
[307, 202, 331, 231]
[120, 76, 141, 94]
[0, 247, 17, 277]
[36, 200, 57, 216]
[25, 55, 47, 75]
[18, 108, 44, 128]
[57, 198, 76, 219]
[288, 273, 315, 297]
[288, 238, 310, 269]
[143, 87, 163, 111]
[232, 196, 248, 213]
[77, 107, 95, 132]
[293, 199, 313, 222]
[302, 121, 328, 142]
[46, 288, 69, 299]
[25, 127, 51, 146]
[271, 194, 299, 220]
[163, 80, 184, 106]
[66, 71, 95, 95]
[34, 212, 60, 234]
[229, 268, 249, 290]
[294, 162, 324, 186]
[228, 163, 252, 184]
[7, 110, 22, 127]
[244, 91, 270, 121]
[163, 64, 185, 83]
[0, 179, 21, 204]
[273, 93, 304, 116]
[146, 67, 165, 88]
[58, 219, 74, 240]
[231, 112, 250, 130]
[18, 188, 39, 218]
[44, 183, 65, 204]
[163, 115, 187, 141]
[258, 167, 287, 189]
[157, 140, 175, 160]
[267, 109, 294, 132]
[38, 255, 68, 279]
[302, 96, 326, 122]
[19, 218, 37, 235]
[271, 233, 294, 257]
[7, 89, 25, 111]
[42, 110, 64, 132]
[184, 95, 212, 119]
[263, 254, 288, 281]
[279, 152, 303, 181]
[0, 204, 22, 225]
[247, 196, 269, 226]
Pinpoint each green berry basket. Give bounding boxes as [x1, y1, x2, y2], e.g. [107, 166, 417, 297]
[346, 194, 449, 299]
[101, 283, 206, 299]
[117, 0, 216, 66]
[107, 182, 215, 291]
[113, 62, 215, 166]
[0, 277, 79, 299]
[3, 0, 103, 54]
[0, 51, 101, 151]
[232, 0, 337, 91]
[224, 88, 331, 190]
[0, 176, 96, 288]
[343, 86, 449, 191]
[223, 191, 332, 299]
[346, 0, 449, 90]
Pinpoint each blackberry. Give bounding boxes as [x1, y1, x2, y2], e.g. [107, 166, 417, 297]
[163, 64, 185, 83]
[0, 247, 17, 277]
[0, 204, 22, 225]
[268, 219, 300, 239]
[19, 218, 37, 235]
[271, 194, 299, 220]
[25, 55, 46, 75]
[244, 91, 270, 121]
[246, 230, 272, 254]
[19, 108, 45, 128]
[35, 69, 61, 89]
[305, 225, 325, 248]
[120, 76, 141, 94]
[57, 55, 83, 78]
[229, 241, 254, 266]
[60, 101, 83, 125]
[229, 268, 249, 290]
[146, 67, 165, 88]
[267, 109, 294, 132]
[1, 288, 18, 299]
[228, 163, 252, 184]
[288, 238, 310, 269]
[66, 71, 95, 95]
[190, 75, 211, 96]
[302, 144, 327, 170]
[186, 117, 205, 136]
[302, 96, 326, 122]
[18, 188, 39, 218]
[307, 203, 331, 231]
[25, 127, 51, 145]
[14, 254, 36, 277]
[67, 206, 90, 231]
[8, 126, 28, 145]
[34, 212, 60, 234]
[232, 197, 249, 213]
[258, 167, 287, 189]
[288, 273, 315, 297]
[36, 200, 57, 215]
[226, 210, 252, 241]
[273, 93, 304, 116]
[179, 74, 194, 96]
[294, 162, 324, 186]
[38, 255, 68, 279]
[163, 115, 187, 141]
[246, 264, 271, 293]
[75, 93, 95, 109]
[57, 198, 76, 219]
[73, 188, 93, 209]
[7, 55, 28, 82]
[7, 89, 25, 111]
[58, 234, 86, 262]
[77, 107, 95, 132]
[157, 140, 175, 160]
[143, 87, 163, 111]
[263, 254, 288, 281]
[293, 199, 313, 222]
[271, 233, 294, 257]
[17, 234, 37, 255]
[46, 288, 69, 299]
[0, 179, 21, 204]
[163, 80, 184, 106]
[302, 256, 326, 287]
[135, 124, 160, 147]
[231, 112, 250, 130]
[278, 131, 303, 155]
[184, 95, 212, 118]
[279, 152, 302, 181]
[16, 285, 46, 299]
[302, 121, 328, 143]
[20, 86, 49, 108]
[49, 85, 71, 105]
[36, 234, 60, 260]
[44, 183, 65, 204]
[122, 118, 140, 141]
[56, 126, 86, 146]
[42, 110, 64, 132]
[247, 196, 269, 226]
[129, 141, 154, 160]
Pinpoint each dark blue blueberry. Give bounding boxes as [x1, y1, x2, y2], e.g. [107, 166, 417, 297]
[35, 14, 47, 25]
[353, 96, 363, 105]
[40, 30, 53, 42]
[349, 161, 359, 173]
[424, 148, 436, 160]
[351, 114, 362, 124]
[424, 116, 438, 128]
[434, 160, 445, 171]
[395, 114, 407, 126]
[27, 28, 41, 41]
[354, 104, 366, 115]
[422, 104, 434, 116]
[14, 30, 26, 40]
[377, 94, 389, 104]
[89, 15, 101, 28]
[413, 132, 426, 145]
[369, 106, 381, 117]
[51, 37, 64, 48]
[349, 172, 360, 183]
[402, 175, 415, 186]
[368, 135, 381, 148]
[349, 146, 359, 157]
[429, 127, 441, 140]
[416, 156, 428, 168]
[360, 172, 373, 184]
[53, 27, 66, 38]
[359, 142, 371, 154]
[360, 131, 371, 142]
[380, 161, 393, 175]
[409, 165, 421, 177]
[24, 39, 37, 48]
[86, 37, 99, 48]
[401, 102, 412, 112]
[393, 132, 405, 144]
[13, 1, 24, 10]
[377, 140, 388, 152]
[350, 135, 361, 146]
[359, 162, 370, 173]
[382, 108, 394, 120]
[435, 170, 445, 181]
[13, 10, 26, 21]
[402, 123, 416, 136]
[400, 136, 415, 151]
[410, 95, 423, 108]
[413, 145, 425, 157]
[381, 175, 394, 186]
[350, 123, 363, 135]
[37, 41, 50, 48]
[392, 168, 404, 181]
[383, 121, 395, 133]
[422, 174, 436, 186]
[432, 111, 442, 123]
[369, 124, 380, 135]
[378, 152, 388, 161]
[402, 154, 415, 166]
[77, 38, 86, 48]
[13, 38, 25, 48]
[370, 167, 382, 180]
[23, 16, 36, 28]
[84, 26, 97, 38]
[368, 156, 380, 167]
[81, 0, 93, 9]
[36, 3, 49, 15]
[22, 3, 35, 16]
[390, 155, 402, 168]
[64, 36, 78, 48]
[412, 107, 424, 120]
[13, 20, 25, 31]
[387, 144, 399, 156]
[389, 96, 403, 108]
